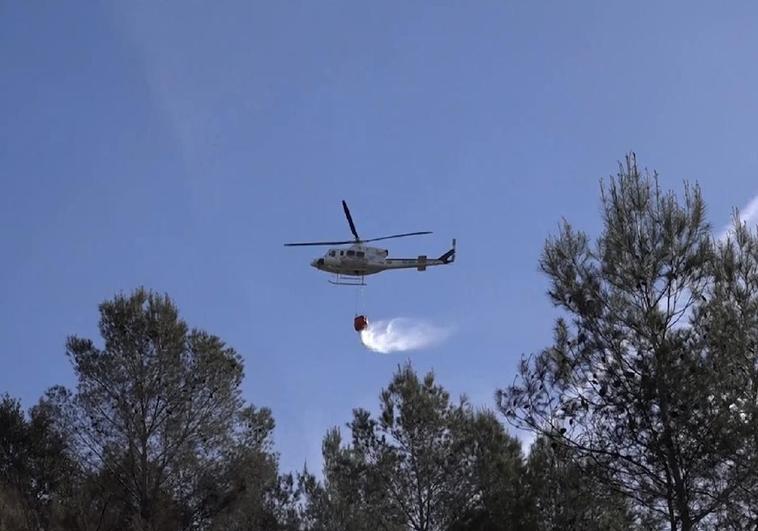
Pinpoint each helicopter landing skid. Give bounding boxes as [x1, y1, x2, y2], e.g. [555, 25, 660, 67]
[328, 274, 366, 286]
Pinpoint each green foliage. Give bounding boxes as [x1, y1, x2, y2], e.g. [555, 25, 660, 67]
[449, 410, 534, 531]
[526, 435, 637, 531]
[8, 167, 758, 531]
[497, 154, 758, 530]
[301, 363, 530, 531]
[296, 427, 398, 531]
[696, 219, 758, 527]
[0, 484, 28, 531]
[40, 287, 286, 530]
[0, 394, 73, 530]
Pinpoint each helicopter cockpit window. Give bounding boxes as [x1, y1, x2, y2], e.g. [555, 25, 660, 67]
[329, 251, 336, 257]
[346, 250, 355, 257]
[356, 251, 365, 258]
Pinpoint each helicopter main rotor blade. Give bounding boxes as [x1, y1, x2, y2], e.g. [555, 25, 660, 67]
[362, 231, 433, 243]
[284, 240, 357, 247]
[342, 200, 360, 241]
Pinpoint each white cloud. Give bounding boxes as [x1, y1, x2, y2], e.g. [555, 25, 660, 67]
[717, 193, 758, 241]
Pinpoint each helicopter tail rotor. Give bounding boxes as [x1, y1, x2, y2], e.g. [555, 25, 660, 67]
[438, 238, 456, 263]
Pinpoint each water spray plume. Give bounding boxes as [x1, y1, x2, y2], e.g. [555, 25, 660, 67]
[359, 317, 451, 354]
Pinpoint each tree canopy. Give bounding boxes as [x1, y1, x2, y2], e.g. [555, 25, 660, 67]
[497, 154, 758, 530]
[4, 155, 758, 530]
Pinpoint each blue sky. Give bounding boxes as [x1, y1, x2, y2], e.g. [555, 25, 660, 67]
[2, 1, 758, 474]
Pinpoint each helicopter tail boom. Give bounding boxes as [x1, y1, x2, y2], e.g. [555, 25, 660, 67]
[381, 239, 456, 272]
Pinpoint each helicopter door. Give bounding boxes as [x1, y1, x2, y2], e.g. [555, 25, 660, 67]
[345, 250, 366, 262]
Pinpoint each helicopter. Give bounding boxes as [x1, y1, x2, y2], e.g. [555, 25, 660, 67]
[284, 200, 455, 286]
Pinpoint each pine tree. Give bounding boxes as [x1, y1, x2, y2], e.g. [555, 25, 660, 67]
[304, 363, 528, 531]
[497, 154, 754, 530]
[45, 288, 282, 530]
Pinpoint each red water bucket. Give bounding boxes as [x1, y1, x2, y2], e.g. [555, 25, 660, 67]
[354, 315, 368, 332]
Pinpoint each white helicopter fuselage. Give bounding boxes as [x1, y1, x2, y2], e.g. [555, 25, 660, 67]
[310, 240, 455, 278]
[285, 200, 454, 285]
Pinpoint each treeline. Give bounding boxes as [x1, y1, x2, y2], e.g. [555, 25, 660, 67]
[3, 155, 758, 530]
[0, 288, 626, 531]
